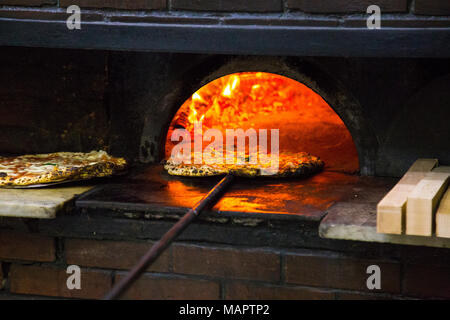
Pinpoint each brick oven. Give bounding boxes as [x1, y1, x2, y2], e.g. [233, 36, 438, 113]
[0, 1, 450, 300]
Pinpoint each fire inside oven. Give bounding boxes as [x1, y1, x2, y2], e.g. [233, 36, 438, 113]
[164, 72, 359, 174]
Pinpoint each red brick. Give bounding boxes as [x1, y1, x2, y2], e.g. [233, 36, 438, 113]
[223, 15, 339, 27]
[225, 281, 334, 300]
[173, 244, 280, 281]
[414, 0, 450, 16]
[286, 0, 407, 13]
[10, 264, 111, 299]
[1, 0, 55, 6]
[403, 264, 450, 299]
[400, 246, 450, 266]
[0, 293, 61, 300]
[171, 0, 283, 12]
[65, 238, 170, 272]
[0, 231, 55, 262]
[110, 13, 219, 24]
[335, 291, 393, 300]
[115, 273, 220, 299]
[0, 8, 103, 21]
[284, 251, 401, 293]
[59, 0, 166, 10]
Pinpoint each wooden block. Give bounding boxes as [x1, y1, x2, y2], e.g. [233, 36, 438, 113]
[433, 166, 450, 174]
[436, 184, 450, 238]
[406, 166, 450, 236]
[377, 159, 438, 234]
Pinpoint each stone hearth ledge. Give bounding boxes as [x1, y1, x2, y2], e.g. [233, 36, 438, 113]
[319, 202, 450, 249]
[0, 185, 93, 219]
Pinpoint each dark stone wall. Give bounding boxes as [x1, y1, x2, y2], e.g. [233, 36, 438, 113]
[1, 0, 449, 52]
[0, 47, 110, 156]
[3, 0, 450, 16]
[0, 46, 449, 177]
[376, 73, 450, 176]
[1, 0, 450, 26]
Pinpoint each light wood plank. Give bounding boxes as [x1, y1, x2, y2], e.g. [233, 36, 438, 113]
[377, 159, 438, 234]
[436, 185, 450, 238]
[406, 166, 450, 236]
[433, 166, 450, 174]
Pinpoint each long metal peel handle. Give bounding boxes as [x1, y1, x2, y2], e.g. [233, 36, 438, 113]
[103, 174, 235, 300]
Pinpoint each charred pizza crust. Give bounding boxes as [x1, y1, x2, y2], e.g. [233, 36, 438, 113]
[164, 152, 324, 178]
[0, 151, 127, 187]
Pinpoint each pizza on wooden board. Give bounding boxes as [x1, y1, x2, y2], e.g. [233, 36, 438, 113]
[0, 150, 127, 187]
[164, 152, 324, 178]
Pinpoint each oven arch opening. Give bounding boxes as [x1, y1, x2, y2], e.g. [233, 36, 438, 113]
[163, 71, 359, 175]
[139, 56, 377, 175]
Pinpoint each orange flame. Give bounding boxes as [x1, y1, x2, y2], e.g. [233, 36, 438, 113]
[222, 74, 240, 98]
[166, 72, 360, 173]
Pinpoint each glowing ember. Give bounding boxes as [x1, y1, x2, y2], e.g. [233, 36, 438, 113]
[166, 72, 359, 173]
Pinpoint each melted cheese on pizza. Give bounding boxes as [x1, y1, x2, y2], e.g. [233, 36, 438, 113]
[164, 152, 324, 178]
[0, 151, 127, 187]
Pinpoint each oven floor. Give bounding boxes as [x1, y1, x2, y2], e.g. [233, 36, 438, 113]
[76, 165, 396, 222]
